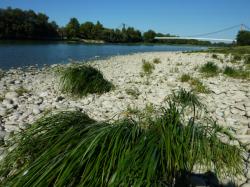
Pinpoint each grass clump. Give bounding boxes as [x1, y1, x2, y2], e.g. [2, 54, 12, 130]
[223, 66, 250, 79]
[0, 70, 4, 81]
[141, 59, 155, 84]
[15, 86, 29, 96]
[180, 74, 191, 82]
[0, 91, 245, 186]
[190, 78, 211, 93]
[125, 88, 140, 99]
[211, 54, 218, 59]
[180, 74, 210, 94]
[245, 55, 250, 65]
[200, 62, 220, 77]
[60, 65, 113, 97]
[153, 58, 161, 64]
[233, 54, 242, 61]
[142, 59, 155, 75]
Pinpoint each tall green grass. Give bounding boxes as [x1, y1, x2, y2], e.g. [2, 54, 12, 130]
[223, 66, 250, 79]
[60, 65, 113, 97]
[0, 90, 244, 186]
[142, 59, 155, 75]
[200, 62, 220, 77]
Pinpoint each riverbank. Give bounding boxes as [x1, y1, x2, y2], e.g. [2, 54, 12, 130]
[0, 51, 250, 185]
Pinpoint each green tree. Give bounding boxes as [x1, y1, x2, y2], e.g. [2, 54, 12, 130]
[0, 7, 59, 39]
[79, 21, 95, 39]
[93, 21, 104, 40]
[143, 30, 156, 42]
[237, 31, 250, 46]
[65, 17, 80, 39]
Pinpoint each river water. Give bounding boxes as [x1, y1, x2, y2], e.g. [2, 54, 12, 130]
[0, 42, 206, 69]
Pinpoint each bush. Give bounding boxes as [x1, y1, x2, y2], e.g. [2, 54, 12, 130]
[200, 62, 219, 76]
[60, 65, 113, 97]
[0, 90, 245, 186]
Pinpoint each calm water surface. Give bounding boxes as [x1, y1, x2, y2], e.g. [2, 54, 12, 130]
[0, 42, 206, 69]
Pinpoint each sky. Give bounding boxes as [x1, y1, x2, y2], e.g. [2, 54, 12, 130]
[0, 0, 250, 40]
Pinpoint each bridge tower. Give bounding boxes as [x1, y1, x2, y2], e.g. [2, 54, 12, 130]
[240, 24, 245, 31]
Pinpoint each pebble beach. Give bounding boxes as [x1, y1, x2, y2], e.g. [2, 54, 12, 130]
[0, 51, 250, 185]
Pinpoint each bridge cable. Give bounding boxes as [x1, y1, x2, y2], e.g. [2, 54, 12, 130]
[187, 24, 241, 37]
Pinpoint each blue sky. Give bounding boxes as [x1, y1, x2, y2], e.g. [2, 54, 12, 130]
[1, 0, 250, 39]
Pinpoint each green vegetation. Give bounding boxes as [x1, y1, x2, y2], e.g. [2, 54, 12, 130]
[190, 78, 211, 93]
[180, 74, 191, 82]
[233, 54, 242, 61]
[0, 70, 4, 80]
[208, 46, 250, 55]
[237, 31, 250, 46]
[60, 65, 113, 97]
[0, 7, 59, 39]
[212, 54, 218, 59]
[245, 55, 250, 65]
[200, 62, 220, 77]
[180, 74, 210, 93]
[0, 90, 244, 186]
[125, 88, 140, 99]
[223, 66, 250, 79]
[142, 59, 155, 74]
[65, 18, 80, 39]
[153, 58, 161, 64]
[15, 86, 29, 96]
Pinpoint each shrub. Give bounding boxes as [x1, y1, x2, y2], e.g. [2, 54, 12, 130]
[180, 74, 191, 82]
[200, 62, 219, 76]
[60, 65, 113, 97]
[0, 92, 245, 186]
[153, 58, 161, 64]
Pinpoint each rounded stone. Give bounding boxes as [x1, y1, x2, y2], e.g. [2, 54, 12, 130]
[5, 91, 18, 100]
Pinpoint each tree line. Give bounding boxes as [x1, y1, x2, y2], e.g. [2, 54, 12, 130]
[1, 7, 249, 46]
[0, 7, 59, 39]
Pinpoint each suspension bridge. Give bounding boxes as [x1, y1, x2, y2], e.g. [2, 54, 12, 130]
[118, 23, 250, 43]
[155, 24, 250, 43]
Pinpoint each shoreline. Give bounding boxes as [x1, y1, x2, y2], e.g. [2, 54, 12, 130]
[0, 51, 250, 184]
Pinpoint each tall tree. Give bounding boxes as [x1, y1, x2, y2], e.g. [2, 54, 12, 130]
[65, 18, 80, 39]
[143, 30, 156, 42]
[237, 31, 250, 46]
[79, 21, 95, 39]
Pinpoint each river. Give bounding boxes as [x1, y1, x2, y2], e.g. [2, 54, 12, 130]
[0, 42, 206, 69]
